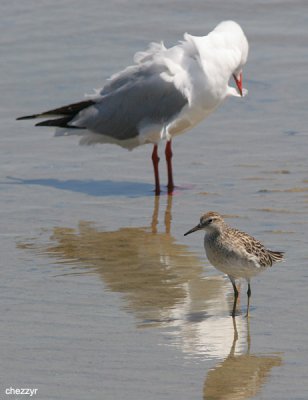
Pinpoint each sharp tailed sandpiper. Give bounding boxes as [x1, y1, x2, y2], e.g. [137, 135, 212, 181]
[184, 211, 284, 317]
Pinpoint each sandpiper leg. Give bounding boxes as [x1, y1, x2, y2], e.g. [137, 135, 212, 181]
[246, 281, 251, 318]
[229, 276, 239, 318]
[165, 140, 174, 193]
[152, 144, 160, 195]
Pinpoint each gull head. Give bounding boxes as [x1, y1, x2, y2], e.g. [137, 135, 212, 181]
[213, 20, 249, 98]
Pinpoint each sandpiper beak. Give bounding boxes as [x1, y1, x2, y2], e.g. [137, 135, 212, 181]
[184, 223, 202, 236]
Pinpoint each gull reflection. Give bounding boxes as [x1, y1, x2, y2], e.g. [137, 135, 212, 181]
[168, 308, 248, 359]
[18, 195, 283, 397]
[203, 317, 282, 400]
[25, 195, 232, 327]
[19, 194, 283, 392]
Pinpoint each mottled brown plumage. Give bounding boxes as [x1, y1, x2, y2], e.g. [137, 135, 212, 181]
[184, 211, 284, 317]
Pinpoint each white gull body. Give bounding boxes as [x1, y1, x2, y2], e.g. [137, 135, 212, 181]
[18, 20, 249, 193]
[68, 20, 248, 149]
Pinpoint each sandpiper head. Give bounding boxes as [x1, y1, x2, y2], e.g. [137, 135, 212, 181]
[184, 211, 225, 236]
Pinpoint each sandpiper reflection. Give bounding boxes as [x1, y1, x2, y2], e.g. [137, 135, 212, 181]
[203, 317, 282, 399]
[24, 195, 233, 326]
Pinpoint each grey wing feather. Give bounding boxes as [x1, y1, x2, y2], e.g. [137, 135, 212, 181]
[73, 64, 188, 140]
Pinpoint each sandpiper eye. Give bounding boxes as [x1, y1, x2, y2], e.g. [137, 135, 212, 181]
[208, 218, 213, 224]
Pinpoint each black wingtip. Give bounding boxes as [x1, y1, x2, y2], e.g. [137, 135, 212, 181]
[16, 99, 96, 123]
[35, 116, 72, 127]
[16, 114, 39, 121]
[35, 116, 85, 129]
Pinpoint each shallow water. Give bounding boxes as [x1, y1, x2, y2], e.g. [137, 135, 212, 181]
[1, 1, 308, 399]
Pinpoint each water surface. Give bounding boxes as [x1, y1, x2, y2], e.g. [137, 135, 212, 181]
[1, 1, 308, 399]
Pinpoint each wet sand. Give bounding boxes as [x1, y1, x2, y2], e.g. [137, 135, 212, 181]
[1, 1, 308, 399]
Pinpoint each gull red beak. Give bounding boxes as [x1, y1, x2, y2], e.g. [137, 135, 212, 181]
[233, 72, 243, 96]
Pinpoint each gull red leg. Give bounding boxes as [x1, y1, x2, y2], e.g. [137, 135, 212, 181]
[165, 140, 174, 193]
[152, 144, 160, 195]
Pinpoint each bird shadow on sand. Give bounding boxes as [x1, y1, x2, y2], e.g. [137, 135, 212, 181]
[5, 176, 194, 197]
[5, 176, 155, 197]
